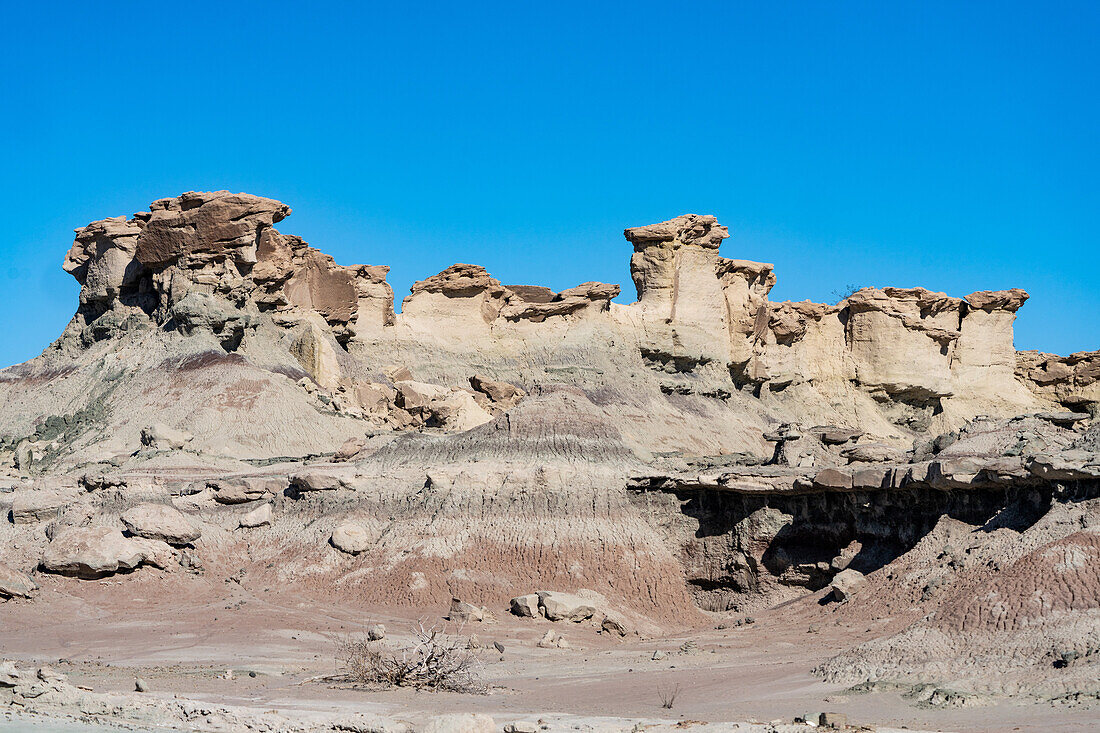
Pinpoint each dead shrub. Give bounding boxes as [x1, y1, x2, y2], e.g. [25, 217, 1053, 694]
[657, 682, 682, 709]
[334, 621, 485, 693]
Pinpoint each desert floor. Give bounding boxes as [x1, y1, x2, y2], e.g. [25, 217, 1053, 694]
[2, 572, 1098, 732]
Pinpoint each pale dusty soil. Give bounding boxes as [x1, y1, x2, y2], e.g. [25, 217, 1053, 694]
[2, 573, 1098, 732]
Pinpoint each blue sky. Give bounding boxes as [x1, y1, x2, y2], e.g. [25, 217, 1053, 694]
[1, 1, 1096, 367]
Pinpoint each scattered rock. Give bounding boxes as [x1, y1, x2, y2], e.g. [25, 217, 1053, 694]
[367, 624, 386, 641]
[841, 443, 906, 464]
[469, 375, 525, 408]
[600, 615, 628, 637]
[537, 630, 568, 649]
[134, 677, 148, 692]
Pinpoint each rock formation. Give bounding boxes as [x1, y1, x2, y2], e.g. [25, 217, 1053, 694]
[1, 192, 1098, 704]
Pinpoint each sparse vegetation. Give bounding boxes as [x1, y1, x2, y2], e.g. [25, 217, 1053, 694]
[332, 621, 485, 693]
[657, 682, 682, 709]
[832, 283, 864, 301]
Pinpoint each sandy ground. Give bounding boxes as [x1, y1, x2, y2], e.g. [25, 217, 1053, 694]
[1, 572, 1097, 732]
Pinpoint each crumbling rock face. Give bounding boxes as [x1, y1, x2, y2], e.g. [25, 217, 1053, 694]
[1017, 350, 1100, 414]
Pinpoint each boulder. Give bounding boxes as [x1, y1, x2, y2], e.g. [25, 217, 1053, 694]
[289, 471, 347, 492]
[829, 568, 866, 601]
[331, 521, 372, 554]
[238, 503, 273, 528]
[367, 624, 386, 641]
[120, 503, 201, 546]
[536, 591, 597, 622]
[41, 527, 157, 579]
[509, 593, 540, 617]
[140, 422, 192, 450]
[448, 598, 486, 623]
[0, 563, 38, 599]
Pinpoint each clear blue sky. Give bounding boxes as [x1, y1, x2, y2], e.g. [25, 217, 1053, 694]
[1, 1, 1096, 367]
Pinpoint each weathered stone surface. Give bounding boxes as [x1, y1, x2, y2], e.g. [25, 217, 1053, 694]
[536, 591, 597, 622]
[120, 503, 201, 546]
[238, 503, 273, 528]
[469, 375, 525, 408]
[290, 471, 347, 492]
[509, 594, 540, 617]
[330, 521, 372, 554]
[0, 564, 38, 599]
[209, 476, 284, 504]
[140, 422, 192, 450]
[422, 714, 495, 733]
[813, 468, 853, 491]
[829, 568, 866, 601]
[41, 527, 161, 579]
[448, 598, 487, 623]
[9, 490, 75, 524]
[841, 443, 906, 464]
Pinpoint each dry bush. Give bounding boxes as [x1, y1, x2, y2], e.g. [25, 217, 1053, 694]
[334, 621, 485, 693]
[657, 682, 682, 709]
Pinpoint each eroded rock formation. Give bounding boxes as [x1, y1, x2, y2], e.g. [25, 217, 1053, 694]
[1, 192, 1098, 703]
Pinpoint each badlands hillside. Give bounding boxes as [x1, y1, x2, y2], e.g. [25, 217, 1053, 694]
[1, 191, 1099, 732]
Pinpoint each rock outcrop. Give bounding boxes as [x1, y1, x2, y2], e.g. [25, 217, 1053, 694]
[1, 192, 1097, 705]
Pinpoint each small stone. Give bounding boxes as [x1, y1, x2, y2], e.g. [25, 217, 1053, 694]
[134, 677, 148, 692]
[367, 624, 386, 641]
[652, 650, 667, 660]
[493, 641, 505, 653]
